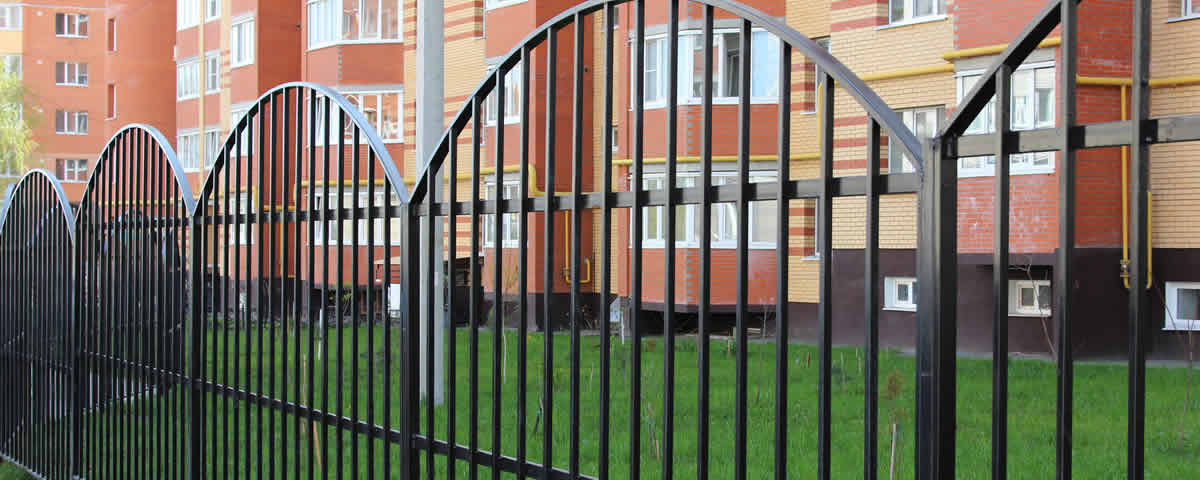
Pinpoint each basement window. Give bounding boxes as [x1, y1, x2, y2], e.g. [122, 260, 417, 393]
[1010, 279, 1051, 317]
[1164, 282, 1200, 331]
[884, 277, 918, 312]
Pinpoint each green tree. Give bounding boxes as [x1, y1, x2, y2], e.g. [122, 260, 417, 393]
[0, 70, 37, 194]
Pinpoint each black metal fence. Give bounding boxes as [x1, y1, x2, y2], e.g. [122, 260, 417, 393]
[0, 0, 1196, 478]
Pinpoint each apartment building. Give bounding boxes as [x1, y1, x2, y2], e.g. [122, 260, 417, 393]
[3, 0, 1191, 357]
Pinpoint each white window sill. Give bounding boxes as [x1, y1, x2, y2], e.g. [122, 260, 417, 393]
[876, 15, 947, 31]
[883, 306, 916, 313]
[307, 39, 405, 52]
[636, 243, 779, 250]
[177, 95, 199, 102]
[231, 62, 252, 69]
[0, 28, 20, 32]
[1163, 320, 1200, 331]
[206, 17, 220, 24]
[1010, 311, 1051, 318]
[105, 116, 116, 121]
[485, 0, 528, 11]
[484, 117, 521, 127]
[958, 167, 1055, 178]
[639, 97, 781, 110]
[56, 83, 88, 87]
[1166, 14, 1200, 24]
[206, 89, 220, 95]
[56, 34, 88, 39]
[56, 132, 88, 136]
[177, 24, 199, 32]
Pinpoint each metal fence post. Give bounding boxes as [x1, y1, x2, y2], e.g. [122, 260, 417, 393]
[189, 214, 204, 480]
[916, 136, 957, 480]
[398, 203, 420, 477]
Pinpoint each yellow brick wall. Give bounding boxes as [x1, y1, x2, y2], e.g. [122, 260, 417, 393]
[1149, 0, 1200, 249]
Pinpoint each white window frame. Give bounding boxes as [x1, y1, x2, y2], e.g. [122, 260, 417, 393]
[107, 83, 116, 119]
[177, 132, 201, 170]
[888, 0, 945, 26]
[957, 62, 1057, 178]
[204, 129, 221, 168]
[482, 181, 521, 248]
[60, 159, 88, 183]
[231, 18, 255, 68]
[55, 61, 89, 86]
[1186, 0, 1200, 17]
[205, 53, 220, 93]
[107, 17, 116, 51]
[205, 0, 219, 22]
[310, 189, 401, 246]
[1164, 281, 1200, 331]
[176, 58, 201, 100]
[890, 106, 940, 174]
[1010, 279, 1051, 317]
[884, 277, 918, 312]
[635, 171, 777, 249]
[229, 191, 255, 245]
[55, 110, 88, 135]
[484, 62, 522, 126]
[485, 0, 528, 11]
[0, 5, 21, 31]
[56, 13, 88, 37]
[306, 0, 404, 50]
[336, 90, 404, 143]
[177, 0, 199, 30]
[634, 28, 782, 109]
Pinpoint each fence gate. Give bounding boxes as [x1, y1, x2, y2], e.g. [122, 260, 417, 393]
[0, 0, 1197, 479]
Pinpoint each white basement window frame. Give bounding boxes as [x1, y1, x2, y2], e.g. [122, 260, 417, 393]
[884, 277, 918, 312]
[1164, 281, 1200, 331]
[1010, 279, 1052, 317]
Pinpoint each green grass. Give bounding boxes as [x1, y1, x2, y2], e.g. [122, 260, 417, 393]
[36, 325, 1200, 478]
[0, 463, 33, 480]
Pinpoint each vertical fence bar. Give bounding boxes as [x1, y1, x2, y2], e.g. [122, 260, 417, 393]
[696, 7, 713, 479]
[1128, 0, 1151, 477]
[294, 88, 306, 480]
[599, 7, 615, 478]
[516, 41, 532, 480]
[258, 98, 269, 480]
[1056, 1, 1077, 477]
[662, 2, 679, 477]
[992, 64, 1012, 480]
[234, 115, 245, 480]
[569, 12, 585, 480]
[864, 118, 880, 480]
[815, 70, 834, 480]
[306, 90, 317, 480]
[334, 106, 345, 480]
[470, 95, 483, 480]
[446, 118, 460, 480]
[320, 96, 330, 480]
[190, 148, 206, 480]
[734, 19, 752, 480]
[775, 42, 793, 480]
[630, 2, 644, 477]
[425, 100, 438, 480]
[542, 27, 558, 480]
[492, 62, 506, 480]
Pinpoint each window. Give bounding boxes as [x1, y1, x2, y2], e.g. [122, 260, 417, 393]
[177, 132, 200, 170]
[610, 125, 618, 153]
[55, 110, 88, 135]
[0, 5, 21, 30]
[311, 190, 401, 245]
[339, 91, 403, 142]
[231, 19, 254, 67]
[890, 107, 940, 173]
[307, 0, 402, 49]
[636, 29, 782, 107]
[204, 129, 221, 167]
[55, 62, 88, 86]
[107, 18, 116, 51]
[229, 191, 254, 245]
[637, 172, 776, 248]
[59, 159, 88, 182]
[107, 84, 115, 119]
[1187, 0, 1200, 17]
[205, 53, 219, 92]
[485, 0, 526, 10]
[1165, 282, 1200, 331]
[0, 152, 20, 178]
[889, 0, 944, 24]
[205, 0, 219, 21]
[885, 277, 918, 311]
[178, 0, 199, 29]
[957, 63, 1056, 177]
[229, 107, 250, 153]
[1010, 279, 1051, 316]
[483, 182, 520, 247]
[56, 13, 88, 37]
[0, 55, 21, 78]
[177, 59, 200, 100]
[484, 62, 522, 125]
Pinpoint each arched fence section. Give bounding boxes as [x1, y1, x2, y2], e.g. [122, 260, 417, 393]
[191, 82, 408, 478]
[0, 170, 76, 480]
[74, 124, 196, 479]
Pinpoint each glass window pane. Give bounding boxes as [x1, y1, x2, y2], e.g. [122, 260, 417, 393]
[343, 0, 360, 41]
[1035, 68, 1055, 127]
[1179, 288, 1200, 320]
[361, 0, 380, 39]
[750, 31, 779, 98]
[382, 0, 401, 39]
[915, 0, 934, 17]
[890, 0, 905, 22]
[897, 283, 909, 303]
[1011, 69, 1034, 130]
[1020, 286, 1035, 308]
[721, 33, 740, 98]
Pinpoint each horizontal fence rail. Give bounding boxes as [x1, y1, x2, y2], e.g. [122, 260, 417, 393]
[0, 0, 1196, 479]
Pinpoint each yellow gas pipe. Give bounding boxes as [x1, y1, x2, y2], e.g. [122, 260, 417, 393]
[1119, 84, 1152, 290]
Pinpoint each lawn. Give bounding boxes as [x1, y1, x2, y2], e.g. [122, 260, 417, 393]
[11, 326, 1197, 478]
